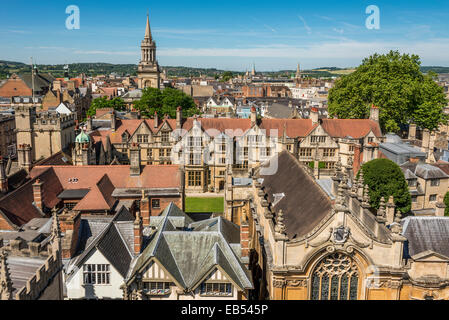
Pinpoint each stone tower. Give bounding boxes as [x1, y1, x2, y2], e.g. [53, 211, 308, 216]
[137, 13, 160, 89]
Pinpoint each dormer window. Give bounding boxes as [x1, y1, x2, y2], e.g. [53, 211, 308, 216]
[122, 133, 129, 143]
[408, 179, 417, 187]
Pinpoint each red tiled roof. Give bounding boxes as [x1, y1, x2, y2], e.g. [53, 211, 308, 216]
[74, 174, 116, 211]
[320, 119, 382, 138]
[95, 117, 382, 143]
[30, 165, 182, 190]
[0, 167, 63, 228]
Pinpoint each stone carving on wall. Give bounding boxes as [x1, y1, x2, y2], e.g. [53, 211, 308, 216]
[273, 279, 286, 288]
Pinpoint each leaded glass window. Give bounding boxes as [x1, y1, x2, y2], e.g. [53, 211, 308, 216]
[310, 253, 359, 300]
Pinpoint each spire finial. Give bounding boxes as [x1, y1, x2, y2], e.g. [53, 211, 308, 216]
[145, 12, 152, 40]
[0, 249, 13, 300]
[51, 207, 61, 244]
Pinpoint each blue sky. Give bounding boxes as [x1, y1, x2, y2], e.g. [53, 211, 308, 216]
[1, 0, 448, 70]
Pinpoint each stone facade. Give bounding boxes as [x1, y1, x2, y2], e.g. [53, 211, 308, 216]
[245, 151, 449, 300]
[14, 104, 76, 166]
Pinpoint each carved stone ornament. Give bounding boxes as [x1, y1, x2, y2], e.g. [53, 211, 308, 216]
[333, 226, 350, 244]
[287, 279, 307, 287]
[273, 279, 286, 288]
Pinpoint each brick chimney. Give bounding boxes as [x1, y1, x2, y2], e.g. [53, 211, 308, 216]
[59, 209, 82, 259]
[353, 144, 363, 175]
[32, 179, 43, 210]
[130, 143, 141, 176]
[310, 107, 319, 125]
[240, 221, 250, 264]
[133, 211, 143, 256]
[0, 157, 8, 194]
[369, 104, 379, 122]
[140, 191, 150, 227]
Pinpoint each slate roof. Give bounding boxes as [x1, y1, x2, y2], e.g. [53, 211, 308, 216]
[400, 161, 449, 180]
[257, 151, 333, 239]
[67, 206, 135, 279]
[127, 203, 253, 291]
[402, 217, 449, 259]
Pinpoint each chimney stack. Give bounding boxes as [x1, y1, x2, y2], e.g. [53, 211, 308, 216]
[130, 143, 141, 176]
[369, 104, 379, 122]
[86, 116, 92, 132]
[436, 196, 446, 217]
[422, 129, 430, 151]
[140, 191, 150, 227]
[250, 106, 257, 127]
[111, 112, 116, 132]
[176, 106, 182, 130]
[133, 211, 143, 255]
[310, 107, 319, 125]
[59, 209, 82, 259]
[154, 111, 158, 128]
[32, 179, 43, 210]
[240, 220, 250, 264]
[0, 157, 8, 194]
[408, 123, 417, 140]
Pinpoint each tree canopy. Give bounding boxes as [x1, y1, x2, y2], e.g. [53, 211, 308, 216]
[133, 87, 200, 118]
[86, 96, 126, 118]
[328, 50, 448, 132]
[357, 158, 411, 214]
[444, 192, 449, 217]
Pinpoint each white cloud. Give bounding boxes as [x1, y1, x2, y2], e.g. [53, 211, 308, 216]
[158, 39, 449, 62]
[74, 50, 136, 56]
[297, 15, 312, 35]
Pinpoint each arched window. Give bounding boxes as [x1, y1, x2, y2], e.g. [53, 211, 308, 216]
[311, 252, 359, 300]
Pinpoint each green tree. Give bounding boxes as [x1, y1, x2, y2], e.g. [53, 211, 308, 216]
[444, 192, 449, 217]
[357, 158, 411, 214]
[221, 71, 233, 82]
[133, 87, 200, 118]
[328, 50, 448, 132]
[86, 96, 126, 117]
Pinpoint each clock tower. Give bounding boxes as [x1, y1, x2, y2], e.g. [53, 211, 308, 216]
[137, 13, 160, 89]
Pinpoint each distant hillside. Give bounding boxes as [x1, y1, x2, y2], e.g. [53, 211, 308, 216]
[0, 60, 448, 80]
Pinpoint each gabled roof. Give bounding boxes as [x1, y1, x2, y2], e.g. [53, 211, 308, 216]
[321, 119, 382, 138]
[127, 203, 252, 291]
[68, 206, 135, 279]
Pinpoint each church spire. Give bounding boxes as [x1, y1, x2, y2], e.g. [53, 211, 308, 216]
[145, 12, 152, 40]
